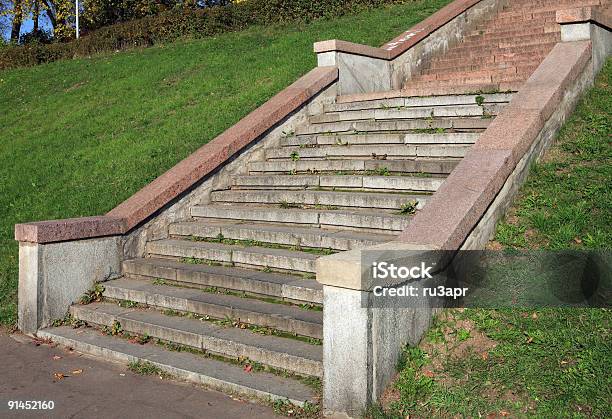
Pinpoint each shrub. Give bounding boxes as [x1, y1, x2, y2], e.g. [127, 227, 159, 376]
[0, 0, 400, 70]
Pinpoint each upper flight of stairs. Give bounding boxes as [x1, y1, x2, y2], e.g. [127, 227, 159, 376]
[404, 0, 604, 96]
[37, 0, 595, 409]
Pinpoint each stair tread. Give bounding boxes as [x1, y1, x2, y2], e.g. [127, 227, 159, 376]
[248, 159, 459, 175]
[149, 238, 320, 260]
[265, 144, 470, 159]
[39, 326, 317, 405]
[282, 132, 480, 146]
[333, 92, 513, 107]
[125, 257, 322, 289]
[103, 278, 323, 327]
[211, 189, 429, 211]
[295, 117, 491, 135]
[191, 204, 412, 232]
[171, 220, 396, 243]
[71, 302, 323, 374]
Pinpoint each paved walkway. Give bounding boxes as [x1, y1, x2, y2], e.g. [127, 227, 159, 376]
[0, 328, 279, 419]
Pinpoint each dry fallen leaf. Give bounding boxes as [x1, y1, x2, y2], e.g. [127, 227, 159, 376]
[574, 237, 582, 244]
[531, 313, 538, 319]
[500, 411, 510, 417]
[53, 373, 68, 380]
[422, 370, 435, 378]
[72, 369, 83, 375]
[481, 352, 489, 361]
[52, 355, 62, 360]
[526, 337, 534, 344]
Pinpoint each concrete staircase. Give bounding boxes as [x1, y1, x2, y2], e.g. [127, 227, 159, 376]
[38, 0, 599, 408]
[404, 0, 603, 95]
[39, 91, 513, 407]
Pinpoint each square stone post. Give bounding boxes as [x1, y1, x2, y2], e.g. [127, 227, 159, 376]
[316, 242, 443, 417]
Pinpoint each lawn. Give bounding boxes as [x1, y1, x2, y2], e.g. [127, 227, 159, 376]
[374, 60, 611, 418]
[0, 0, 453, 327]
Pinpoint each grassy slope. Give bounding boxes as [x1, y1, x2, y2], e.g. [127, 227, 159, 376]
[377, 60, 611, 418]
[0, 0, 452, 326]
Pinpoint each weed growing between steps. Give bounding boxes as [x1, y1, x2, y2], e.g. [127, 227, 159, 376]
[79, 283, 105, 305]
[128, 360, 173, 379]
[370, 60, 612, 419]
[398, 201, 418, 215]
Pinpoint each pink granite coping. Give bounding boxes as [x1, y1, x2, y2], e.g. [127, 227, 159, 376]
[15, 66, 339, 244]
[313, 40, 391, 60]
[397, 40, 593, 250]
[557, 5, 612, 30]
[314, 0, 482, 61]
[15, 217, 127, 244]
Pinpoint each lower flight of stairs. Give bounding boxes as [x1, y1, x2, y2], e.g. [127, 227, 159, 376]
[39, 92, 514, 407]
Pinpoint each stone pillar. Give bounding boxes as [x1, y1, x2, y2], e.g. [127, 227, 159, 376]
[316, 49, 392, 96]
[557, 7, 612, 75]
[18, 237, 122, 334]
[316, 242, 443, 417]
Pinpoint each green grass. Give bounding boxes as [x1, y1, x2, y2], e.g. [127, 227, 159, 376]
[492, 60, 611, 250]
[0, 0, 452, 327]
[375, 60, 612, 418]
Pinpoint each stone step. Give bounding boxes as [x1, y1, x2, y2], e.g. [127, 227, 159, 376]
[248, 158, 459, 175]
[475, 21, 559, 35]
[476, 16, 556, 31]
[464, 27, 559, 42]
[442, 43, 556, 60]
[430, 52, 546, 70]
[147, 239, 319, 274]
[401, 82, 523, 98]
[229, 174, 443, 193]
[445, 40, 557, 57]
[70, 303, 323, 377]
[310, 103, 504, 124]
[102, 278, 324, 338]
[508, 0, 601, 9]
[123, 257, 323, 304]
[449, 38, 558, 56]
[38, 326, 317, 406]
[265, 144, 470, 160]
[466, 26, 559, 39]
[325, 93, 512, 112]
[415, 67, 537, 83]
[294, 118, 491, 135]
[494, 9, 558, 21]
[428, 59, 542, 74]
[482, 15, 555, 27]
[191, 205, 411, 232]
[210, 190, 428, 211]
[170, 220, 393, 251]
[281, 132, 480, 147]
[459, 32, 559, 48]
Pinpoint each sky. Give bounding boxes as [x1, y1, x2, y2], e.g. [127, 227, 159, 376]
[2, 13, 54, 42]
